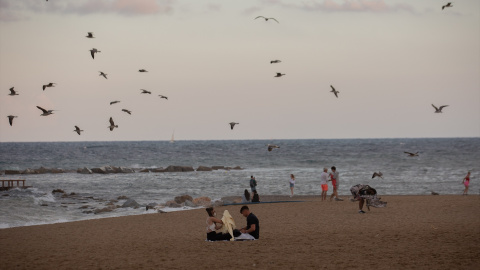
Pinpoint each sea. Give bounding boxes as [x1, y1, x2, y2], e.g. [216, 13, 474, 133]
[0, 138, 478, 228]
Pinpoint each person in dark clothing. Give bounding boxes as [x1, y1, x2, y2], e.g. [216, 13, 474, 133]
[239, 205, 260, 239]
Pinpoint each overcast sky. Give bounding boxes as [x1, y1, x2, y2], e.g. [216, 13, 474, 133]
[0, 0, 479, 142]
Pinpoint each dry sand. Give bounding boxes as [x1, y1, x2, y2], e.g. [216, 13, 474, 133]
[1, 195, 479, 269]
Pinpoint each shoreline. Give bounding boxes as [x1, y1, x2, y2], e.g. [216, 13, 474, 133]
[1, 194, 477, 230]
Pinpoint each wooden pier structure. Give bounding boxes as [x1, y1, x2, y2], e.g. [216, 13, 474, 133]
[0, 179, 31, 191]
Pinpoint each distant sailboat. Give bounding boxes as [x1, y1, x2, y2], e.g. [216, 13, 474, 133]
[170, 131, 175, 143]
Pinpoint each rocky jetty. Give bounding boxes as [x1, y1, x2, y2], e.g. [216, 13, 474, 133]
[2, 165, 242, 175]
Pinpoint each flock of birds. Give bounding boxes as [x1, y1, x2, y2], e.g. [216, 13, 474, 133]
[6, 29, 170, 134]
[5, 2, 455, 155]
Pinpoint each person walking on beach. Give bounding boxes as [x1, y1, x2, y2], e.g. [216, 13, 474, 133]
[250, 176, 257, 193]
[239, 205, 260, 239]
[462, 171, 471, 195]
[329, 166, 342, 201]
[289, 174, 296, 197]
[320, 168, 329, 201]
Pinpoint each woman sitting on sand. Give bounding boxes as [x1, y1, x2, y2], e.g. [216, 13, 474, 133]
[241, 189, 251, 203]
[206, 207, 231, 241]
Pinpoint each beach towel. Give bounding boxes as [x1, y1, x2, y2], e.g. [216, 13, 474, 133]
[220, 210, 236, 241]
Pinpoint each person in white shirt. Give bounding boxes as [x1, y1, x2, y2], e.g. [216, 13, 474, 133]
[320, 167, 329, 201]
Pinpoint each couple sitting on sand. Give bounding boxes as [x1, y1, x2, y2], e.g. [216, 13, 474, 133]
[206, 205, 260, 241]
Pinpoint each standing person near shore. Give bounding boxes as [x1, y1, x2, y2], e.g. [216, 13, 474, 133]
[329, 166, 342, 201]
[250, 176, 257, 193]
[289, 174, 296, 197]
[462, 171, 471, 195]
[320, 168, 329, 201]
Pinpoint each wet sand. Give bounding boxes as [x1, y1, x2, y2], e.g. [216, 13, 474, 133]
[1, 195, 479, 269]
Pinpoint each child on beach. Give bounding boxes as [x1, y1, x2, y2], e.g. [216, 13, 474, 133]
[462, 171, 471, 195]
[289, 174, 295, 197]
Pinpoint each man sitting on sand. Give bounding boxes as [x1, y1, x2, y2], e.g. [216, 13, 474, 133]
[239, 206, 260, 239]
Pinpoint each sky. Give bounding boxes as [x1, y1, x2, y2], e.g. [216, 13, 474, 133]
[0, 0, 479, 142]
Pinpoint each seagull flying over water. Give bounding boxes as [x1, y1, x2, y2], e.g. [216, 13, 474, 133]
[7, 115, 17, 126]
[372, 172, 383, 179]
[330, 85, 339, 98]
[267, 144, 280, 152]
[442, 2, 452, 10]
[99, 71, 108, 79]
[74, 126, 83, 135]
[274, 73, 285, 78]
[158, 95, 168, 100]
[110, 101, 120, 105]
[122, 109, 132, 115]
[404, 151, 419, 157]
[229, 122, 239, 130]
[42, 83, 56, 91]
[141, 89, 151, 94]
[138, 69, 148, 72]
[255, 16, 279, 23]
[36, 106, 54, 116]
[108, 117, 118, 131]
[432, 104, 448, 113]
[9, 87, 19, 96]
[90, 48, 101, 59]
[270, 60, 281, 64]
[86, 32, 94, 38]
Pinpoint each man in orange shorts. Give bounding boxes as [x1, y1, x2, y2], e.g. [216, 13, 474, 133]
[320, 167, 329, 201]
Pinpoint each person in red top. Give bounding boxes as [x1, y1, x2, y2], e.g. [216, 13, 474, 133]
[329, 166, 342, 201]
[462, 171, 471, 195]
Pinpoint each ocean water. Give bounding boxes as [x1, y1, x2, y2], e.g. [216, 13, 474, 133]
[0, 138, 478, 228]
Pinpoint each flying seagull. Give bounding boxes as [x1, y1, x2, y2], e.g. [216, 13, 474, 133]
[7, 115, 17, 126]
[138, 69, 148, 72]
[442, 2, 452, 10]
[432, 104, 448, 113]
[42, 83, 56, 91]
[229, 122, 239, 130]
[90, 48, 101, 59]
[267, 144, 280, 152]
[372, 172, 383, 179]
[158, 95, 168, 100]
[99, 71, 108, 79]
[274, 73, 285, 77]
[270, 60, 281, 64]
[255, 16, 279, 23]
[108, 117, 118, 131]
[74, 126, 83, 135]
[122, 109, 132, 115]
[141, 89, 151, 94]
[9, 87, 19, 96]
[36, 106, 54, 116]
[330, 85, 339, 98]
[404, 151, 419, 157]
[110, 100, 120, 105]
[86, 32, 94, 38]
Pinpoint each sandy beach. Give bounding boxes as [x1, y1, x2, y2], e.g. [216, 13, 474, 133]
[1, 195, 479, 269]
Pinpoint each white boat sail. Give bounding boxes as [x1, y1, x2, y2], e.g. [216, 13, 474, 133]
[170, 131, 175, 143]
